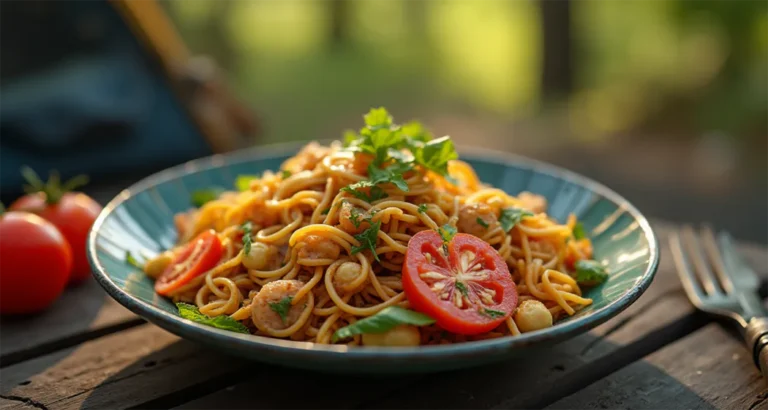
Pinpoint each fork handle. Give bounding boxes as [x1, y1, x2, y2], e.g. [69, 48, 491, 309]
[745, 317, 768, 381]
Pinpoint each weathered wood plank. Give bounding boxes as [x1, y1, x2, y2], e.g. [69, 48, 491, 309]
[0, 278, 143, 367]
[546, 324, 768, 410]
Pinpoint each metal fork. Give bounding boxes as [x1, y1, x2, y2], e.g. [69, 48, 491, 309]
[670, 225, 768, 380]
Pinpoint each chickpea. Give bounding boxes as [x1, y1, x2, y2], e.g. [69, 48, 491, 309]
[514, 300, 553, 333]
[333, 261, 366, 293]
[243, 242, 277, 270]
[144, 252, 173, 279]
[457, 203, 498, 237]
[298, 235, 341, 260]
[362, 325, 421, 347]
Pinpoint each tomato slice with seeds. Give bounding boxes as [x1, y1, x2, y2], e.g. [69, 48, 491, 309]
[155, 230, 223, 296]
[402, 231, 518, 335]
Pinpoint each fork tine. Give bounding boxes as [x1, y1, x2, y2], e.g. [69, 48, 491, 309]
[681, 225, 723, 295]
[699, 224, 734, 293]
[670, 231, 705, 306]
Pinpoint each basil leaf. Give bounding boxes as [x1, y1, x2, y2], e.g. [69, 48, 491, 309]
[125, 251, 143, 269]
[573, 222, 587, 240]
[176, 303, 249, 334]
[235, 174, 260, 191]
[351, 220, 381, 261]
[417, 204, 428, 214]
[241, 222, 253, 254]
[575, 260, 609, 287]
[499, 207, 534, 232]
[438, 224, 457, 243]
[332, 306, 435, 342]
[190, 188, 224, 207]
[268, 296, 294, 324]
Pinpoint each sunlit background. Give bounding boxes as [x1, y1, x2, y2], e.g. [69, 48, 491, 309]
[1, 0, 766, 242]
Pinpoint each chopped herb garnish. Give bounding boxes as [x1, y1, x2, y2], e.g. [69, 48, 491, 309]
[572, 222, 587, 240]
[190, 188, 224, 207]
[499, 207, 534, 232]
[125, 251, 143, 269]
[351, 220, 382, 261]
[235, 174, 260, 191]
[241, 221, 253, 254]
[268, 296, 294, 324]
[575, 260, 609, 287]
[438, 224, 457, 243]
[418, 204, 428, 214]
[476, 217, 489, 228]
[176, 303, 249, 333]
[455, 281, 469, 296]
[331, 306, 435, 342]
[481, 308, 506, 318]
[281, 170, 292, 179]
[321, 207, 331, 215]
[341, 184, 388, 202]
[349, 207, 363, 228]
[412, 136, 458, 177]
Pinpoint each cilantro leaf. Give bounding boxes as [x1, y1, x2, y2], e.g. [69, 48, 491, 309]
[499, 207, 534, 232]
[413, 136, 458, 176]
[417, 204, 428, 214]
[573, 222, 587, 240]
[351, 220, 381, 261]
[575, 260, 609, 287]
[476, 217, 489, 228]
[321, 207, 331, 215]
[281, 170, 292, 179]
[364, 107, 393, 129]
[438, 224, 457, 243]
[125, 251, 143, 269]
[349, 207, 363, 228]
[176, 303, 249, 334]
[367, 163, 409, 192]
[401, 121, 433, 143]
[241, 221, 253, 254]
[190, 188, 224, 207]
[341, 184, 388, 202]
[269, 296, 294, 324]
[481, 308, 506, 318]
[235, 174, 260, 191]
[331, 306, 435, 342]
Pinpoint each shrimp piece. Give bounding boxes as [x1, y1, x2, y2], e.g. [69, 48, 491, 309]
[517, 191, 547, 214]
[298, 235, 341, 260]
[457, 203, 498, 237]
[251, 280, 306, 333]
[338, 202, 371, 235]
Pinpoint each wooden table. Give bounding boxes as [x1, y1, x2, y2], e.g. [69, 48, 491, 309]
[1, 223, 767, 410]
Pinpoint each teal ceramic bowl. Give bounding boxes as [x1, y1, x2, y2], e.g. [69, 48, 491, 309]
[87, 142, 659, 373]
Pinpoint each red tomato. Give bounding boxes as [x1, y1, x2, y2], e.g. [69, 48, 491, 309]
[155, 230, 223, 296]
[10, 192, 102, 283]
[0, 211, 73, 314]
[402, 231, 518, 335]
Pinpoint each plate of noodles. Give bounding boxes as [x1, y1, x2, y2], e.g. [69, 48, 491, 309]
[88, 108, 659, 373]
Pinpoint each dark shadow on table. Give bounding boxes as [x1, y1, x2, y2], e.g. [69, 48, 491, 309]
[77, 332, 721, 410]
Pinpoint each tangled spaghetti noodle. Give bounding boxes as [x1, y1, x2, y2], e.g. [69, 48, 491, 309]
[143, 109, 602, 346]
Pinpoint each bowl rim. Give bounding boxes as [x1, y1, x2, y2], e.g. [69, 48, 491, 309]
[87, 141, 660, 359]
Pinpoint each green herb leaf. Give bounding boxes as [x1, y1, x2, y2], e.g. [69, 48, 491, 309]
[125, 251, 143, 269]
[572, 222, 587, 240]
[176, 303, 249, 334]
[499, 207, 534, 232]
[575, 260, 609, 287]
[481, 308, 506, 318]
[341, 183, 388, 202]
[413, 136, 458, 176]
[235, 174, 260, 191]
[455, 281, 469, 296]
[241, 221, 253, 254]
[321, 207, 331, 215]
[417, 204, 428, 214]
[331, 306, 435, 342]
[367, 163, 410, 192]
[438, 224, 457, 243]
[191, 188, 224, 207]
[476, 217, 489, 228]
[349, 207, 363, 228]
[281, 170, 292, 179]
[268, 296, 294, 324]
[401, 121, 433, 143]
[351, 220, 382, 261]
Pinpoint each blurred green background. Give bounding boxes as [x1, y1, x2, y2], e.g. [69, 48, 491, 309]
[160, 0, 767, 242]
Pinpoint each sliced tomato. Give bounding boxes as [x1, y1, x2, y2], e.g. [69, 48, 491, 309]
[402, 231, 518, 335]
[155, 230, 223, 296]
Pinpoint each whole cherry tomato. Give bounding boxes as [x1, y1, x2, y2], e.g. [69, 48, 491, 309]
[402, 230, 518, 335]
[0, 210, 73, 314]
[10, 168, 102, 283]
